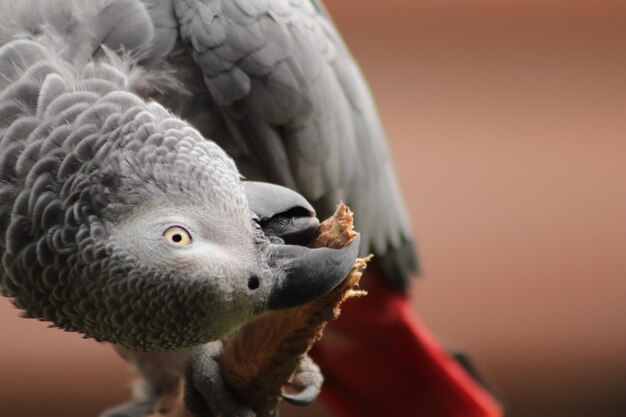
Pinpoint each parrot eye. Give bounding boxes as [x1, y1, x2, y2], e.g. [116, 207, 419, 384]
[163, 226, 192, 247]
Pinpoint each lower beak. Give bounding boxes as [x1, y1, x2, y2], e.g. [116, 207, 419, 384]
[266, 235, 361, 310]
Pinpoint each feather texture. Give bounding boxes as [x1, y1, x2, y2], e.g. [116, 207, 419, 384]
[0, 7, 258, 348]
[0, 0, 418, 350]
[149, 0, 418, 288]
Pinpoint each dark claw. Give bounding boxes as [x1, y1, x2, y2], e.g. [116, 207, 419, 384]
[267, 234, 361, 310]
[280, 356, 323, 406]
[281, 384, 320, 406]
[185, 342, 255, 417]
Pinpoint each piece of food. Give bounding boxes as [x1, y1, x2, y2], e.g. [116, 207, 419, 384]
[151, 204, 368, 417]
[218, 203, 369, 417]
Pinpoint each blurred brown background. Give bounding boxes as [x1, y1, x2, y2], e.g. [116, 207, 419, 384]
[2, 1, 626, 416]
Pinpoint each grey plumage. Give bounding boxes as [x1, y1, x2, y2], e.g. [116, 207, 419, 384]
[0, 0, 370, 355]
[0, 0, 416, 347]
[149, 0, 419, 288]
[0, 37, 263, 350]
[0, 0, 419, 414]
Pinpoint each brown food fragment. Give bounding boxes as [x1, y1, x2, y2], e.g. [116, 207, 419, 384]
[219, 204, 369, 417]
[152, 204, 369, 417]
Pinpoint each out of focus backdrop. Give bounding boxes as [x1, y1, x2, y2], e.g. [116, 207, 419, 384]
[2, 1, 625, 417]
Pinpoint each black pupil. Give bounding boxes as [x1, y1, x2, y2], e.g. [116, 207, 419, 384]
[172, 234, 183, 243]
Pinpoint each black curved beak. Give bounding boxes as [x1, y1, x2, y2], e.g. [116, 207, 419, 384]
[244, 181, 319, 245]
[266, 235, 361, 310]
[244, 181, 360, 309]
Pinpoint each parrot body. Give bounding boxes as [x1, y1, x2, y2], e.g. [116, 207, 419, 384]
[0, 1, 501, 416]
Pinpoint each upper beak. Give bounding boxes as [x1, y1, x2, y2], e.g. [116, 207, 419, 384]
[244, 181, 319, 245]
[266, 235, 361, 310]
[243, 181, 360, 309]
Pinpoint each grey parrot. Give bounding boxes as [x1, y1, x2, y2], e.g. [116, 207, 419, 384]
[0, 1, 502, 417]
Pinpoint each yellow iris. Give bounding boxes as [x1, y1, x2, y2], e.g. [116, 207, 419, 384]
[163, 226, 192, 247]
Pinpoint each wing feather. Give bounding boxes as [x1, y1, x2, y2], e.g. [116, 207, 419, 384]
[148, 0, 418, 288]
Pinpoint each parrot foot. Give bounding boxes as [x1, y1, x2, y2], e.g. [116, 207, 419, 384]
[184, 341, 257, 417]
[280, 355, 323, 406]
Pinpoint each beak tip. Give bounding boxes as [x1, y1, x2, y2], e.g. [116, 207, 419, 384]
[266, 234, 361, 310]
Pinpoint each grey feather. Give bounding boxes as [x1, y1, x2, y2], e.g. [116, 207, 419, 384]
[0, 100, 30, 129]
[36, 73, 67, 118]
[141, 0, 178, 61]
[148, 0, 419, 288]
[92, 0, 154, 58]
[0, 0, 362, 360]
[0, 4, 417, 393]
[0, 2, 273, 350]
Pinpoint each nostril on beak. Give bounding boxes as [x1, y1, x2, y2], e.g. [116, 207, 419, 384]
[248, 275, 260, 290]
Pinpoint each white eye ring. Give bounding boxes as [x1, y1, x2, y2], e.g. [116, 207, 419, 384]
[163, 226, 192, 247]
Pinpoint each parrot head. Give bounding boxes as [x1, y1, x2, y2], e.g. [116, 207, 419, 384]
[1, 110, 358, 351]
